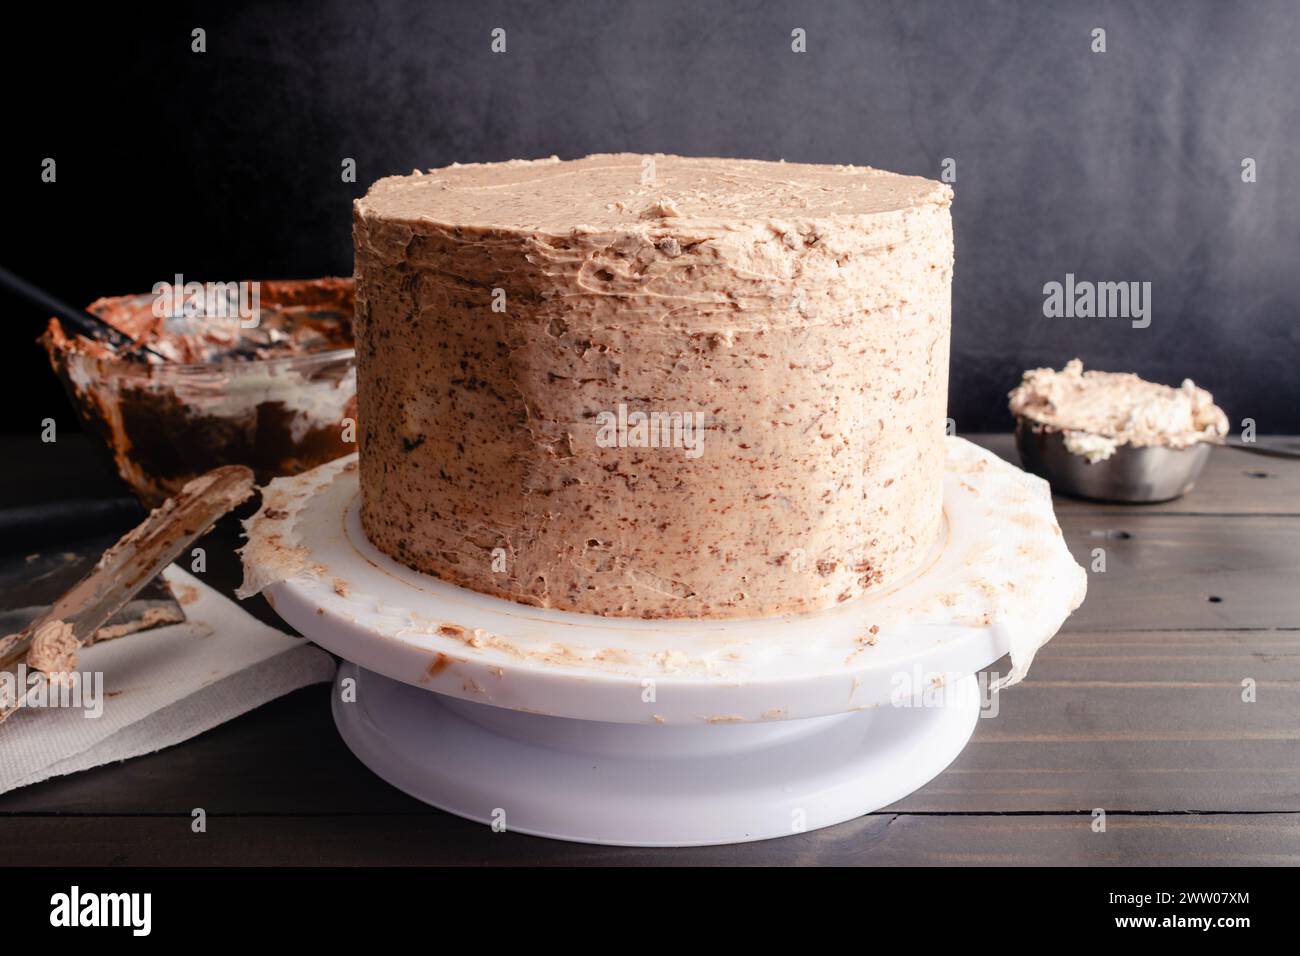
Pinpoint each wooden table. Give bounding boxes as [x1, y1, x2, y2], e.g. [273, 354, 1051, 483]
[2, 434, 1297, 865]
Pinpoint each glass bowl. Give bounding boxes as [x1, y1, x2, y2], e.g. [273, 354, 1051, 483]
[42, 278, 356, 506]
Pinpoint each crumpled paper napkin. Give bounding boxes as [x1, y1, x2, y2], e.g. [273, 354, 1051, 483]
[0, 565, 334, 794]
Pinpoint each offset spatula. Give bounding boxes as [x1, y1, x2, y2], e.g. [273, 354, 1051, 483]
[0, 465, 254, 723]
[0, 264, 168, 362]
[0, 543, 186, 650]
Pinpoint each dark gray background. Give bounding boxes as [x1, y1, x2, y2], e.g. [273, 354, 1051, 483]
[5, 0, 1297, 436]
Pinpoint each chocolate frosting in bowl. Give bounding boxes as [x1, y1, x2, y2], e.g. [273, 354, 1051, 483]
[42, 278, 357, 505]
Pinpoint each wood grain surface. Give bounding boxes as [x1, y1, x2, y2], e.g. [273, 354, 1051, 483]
[1, 434, 1296, 865]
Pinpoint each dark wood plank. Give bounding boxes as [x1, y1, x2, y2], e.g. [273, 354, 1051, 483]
[972, 435, 1300, 628]
[968, 433, 1300, 516]
[974, 428, 1300, 630]
[5, 628, 1295, 819]
[894, 629, 1300, 813]
[2, 433, 1297, 864]
[3, 812, 1295, 866]
[1057, 514, 1300, 631]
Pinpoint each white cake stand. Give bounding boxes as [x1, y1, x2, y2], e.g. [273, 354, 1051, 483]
[241, 438, 1085, 846]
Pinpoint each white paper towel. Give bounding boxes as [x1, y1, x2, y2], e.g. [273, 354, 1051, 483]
[0, 565, 335, 794]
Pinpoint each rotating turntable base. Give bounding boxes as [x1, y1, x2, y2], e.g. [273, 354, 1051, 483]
[242, 437, 1085, 846]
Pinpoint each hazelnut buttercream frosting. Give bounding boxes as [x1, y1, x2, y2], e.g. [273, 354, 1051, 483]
[1010, 359, 1228, 462]
[352, 154, 953, 619]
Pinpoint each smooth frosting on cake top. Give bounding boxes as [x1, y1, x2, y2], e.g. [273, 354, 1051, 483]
[356, 153, 951, 232]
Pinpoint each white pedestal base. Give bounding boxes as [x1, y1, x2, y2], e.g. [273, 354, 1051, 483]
[243, 439, 1086, 847]
[333, 663, 981, 847]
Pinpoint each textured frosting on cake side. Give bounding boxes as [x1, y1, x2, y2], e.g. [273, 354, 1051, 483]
[353, 154, 953, 619]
